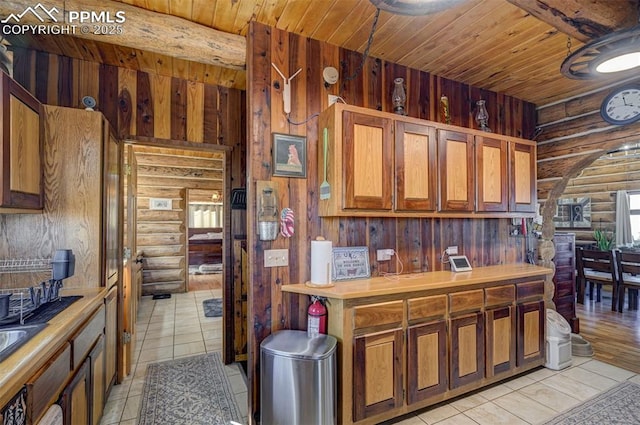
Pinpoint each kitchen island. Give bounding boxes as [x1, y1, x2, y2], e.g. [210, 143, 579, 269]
[282, 263, 552, 425]
[0, 287, 109, 424]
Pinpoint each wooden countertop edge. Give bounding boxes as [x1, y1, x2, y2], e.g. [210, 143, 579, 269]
[281, 264, 552, 299]
[0, 287, 107, 408]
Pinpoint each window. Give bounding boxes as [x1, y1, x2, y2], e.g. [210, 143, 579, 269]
[630, 192, 640, 242]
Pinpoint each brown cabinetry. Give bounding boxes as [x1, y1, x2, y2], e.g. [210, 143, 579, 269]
[476, 136, 508, 212]
[449, 312, 484, 389]
[90, 335, 106, 425]
[105, 286, 118, 393]
[353, 329, 404, 422]
[318, 103, 536, 217]
[551, 233, 577, 332]
[0, 71, 43, 212]
[395, 121, 437, 211]
[439, 130, 474, 212]
[59, 360, 91, 425]
[516, 280, 545, 366]
[343, 111, 393, 210]
[509, 142, 536, 213]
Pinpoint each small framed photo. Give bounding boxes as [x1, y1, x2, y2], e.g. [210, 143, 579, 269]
[149, 198, 172, 210]
[272, 133, 307, 178]
[332, 246, 371, 281]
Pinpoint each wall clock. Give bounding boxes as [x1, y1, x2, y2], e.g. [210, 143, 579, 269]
[600, 84, 640, 125]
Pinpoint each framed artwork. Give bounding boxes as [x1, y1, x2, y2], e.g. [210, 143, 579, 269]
[332, 246, 371, 281]
[272, 133, 307, 178]
[149, 198, 172, 210]
[553, 197, 591, 228]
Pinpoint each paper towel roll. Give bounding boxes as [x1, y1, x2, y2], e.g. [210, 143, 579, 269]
[310, 240, 333, 285]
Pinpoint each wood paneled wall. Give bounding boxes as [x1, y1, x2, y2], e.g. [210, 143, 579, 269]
[246, 21, 536, 421]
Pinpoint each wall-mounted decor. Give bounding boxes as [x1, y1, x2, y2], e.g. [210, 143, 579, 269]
[149, 198, 172, 210]
[553, 197, 591, 228]
[272, 133, 307, 178]
[332, 246, 371, 281]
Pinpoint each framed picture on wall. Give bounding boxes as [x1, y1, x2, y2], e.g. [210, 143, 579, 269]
[272, 133, 307, 178]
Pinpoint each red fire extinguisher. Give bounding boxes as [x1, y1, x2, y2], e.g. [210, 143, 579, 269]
[307, 296, 327, 337]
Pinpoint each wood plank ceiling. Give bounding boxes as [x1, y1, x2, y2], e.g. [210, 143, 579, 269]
[2, 0, 639, 105]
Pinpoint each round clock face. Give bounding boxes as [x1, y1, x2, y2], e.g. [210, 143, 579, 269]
[600, 85, 640, 125]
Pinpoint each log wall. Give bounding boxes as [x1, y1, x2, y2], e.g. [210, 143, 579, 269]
[246, 21, 537, 421]
[535, 77, 640, 247]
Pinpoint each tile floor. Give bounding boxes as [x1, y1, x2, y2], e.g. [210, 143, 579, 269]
[386, 356, 639, 425]
[99, 289, 248, 425]
[100, 290, 640, 425]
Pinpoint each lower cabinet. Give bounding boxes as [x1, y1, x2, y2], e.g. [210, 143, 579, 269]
[516, 300, 545, 366]
[353, 329, 403, 422]
[59, 360, 91, 425]
[485, 306, 516, 377]
[337, 277, 547, 425]
[90, 335, 106, 425]
[406, 320, 447, 404]
[105, 286, 118, 393]
[449, 312, 484, 389]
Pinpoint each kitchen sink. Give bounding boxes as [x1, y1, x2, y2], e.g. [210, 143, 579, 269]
[0, 324, 46, 362]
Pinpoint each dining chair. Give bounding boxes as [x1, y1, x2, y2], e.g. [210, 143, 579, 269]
[576, 247, 618, 311]
[615, 250, 640, 312]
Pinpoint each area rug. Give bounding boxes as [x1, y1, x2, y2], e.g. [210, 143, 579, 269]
[203, 298, 223, 317]
[543, 381, 640, 424]
[139, 352, 243, 425]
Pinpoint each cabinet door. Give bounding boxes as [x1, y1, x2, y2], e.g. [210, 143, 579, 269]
[516, 300, 545, 366]
[90, 335, 105, 425]
[449, 312, 484, 389]
[438, 130, 474, 211]
[0, 72, 43, 210]
[485, 306, 515, 377]
[343, 111, 393, 210]
[476, 136, 508, 212]
[509, 142, 536, 212]
[395, 121, 437, 211]
[104, 286, 118, 394]
[353, 328, 403, 422]
[60, 360, 91, 425]
[407, 321, 447, 404]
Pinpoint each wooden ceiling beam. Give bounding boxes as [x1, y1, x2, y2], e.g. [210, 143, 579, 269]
[0, 0, 246, 70]
[507, 0, 639, 42]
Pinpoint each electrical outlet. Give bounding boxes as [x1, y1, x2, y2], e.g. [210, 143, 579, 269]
[377, 249, 394, 261]
[446, 246, 458, 255]
[328, 94, 339, 105]
[264, 249, 289, 267]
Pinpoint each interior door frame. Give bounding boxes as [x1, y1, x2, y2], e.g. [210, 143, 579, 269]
[122, 138, 237, 363]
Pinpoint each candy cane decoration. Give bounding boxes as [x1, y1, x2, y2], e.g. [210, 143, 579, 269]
[280, 208, 295, 238]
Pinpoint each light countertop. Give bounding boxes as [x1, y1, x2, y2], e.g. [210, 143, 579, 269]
[0, 286, 107, 408]
[281, 263, 552, 299]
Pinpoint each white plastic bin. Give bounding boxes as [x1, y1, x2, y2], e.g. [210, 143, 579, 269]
[545, 309, 572, 370]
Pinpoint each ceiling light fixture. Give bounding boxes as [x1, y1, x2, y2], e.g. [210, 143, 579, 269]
[561, 25, 640, 79]
[370, 0, 466, 16]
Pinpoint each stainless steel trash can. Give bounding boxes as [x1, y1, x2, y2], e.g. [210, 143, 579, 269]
[261, 330, 337, 425]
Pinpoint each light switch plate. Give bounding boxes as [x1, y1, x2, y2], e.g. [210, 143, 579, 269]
[264, 249, 289, 267]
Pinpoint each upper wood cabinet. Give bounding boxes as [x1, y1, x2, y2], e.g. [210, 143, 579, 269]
[343, 111, 393, 210]
[476, 136, 508, 212]
[438, 130, 474, 212]
[509, 142, 537, 213]
[318, 103, 536, 217]
[0, 71, 43, 212]
[395, 121, 437, 211]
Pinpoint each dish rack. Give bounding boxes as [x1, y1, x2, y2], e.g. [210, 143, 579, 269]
[0, 252, 74, 325]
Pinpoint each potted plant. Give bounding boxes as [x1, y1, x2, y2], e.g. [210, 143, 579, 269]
[593, 228, 616, 251]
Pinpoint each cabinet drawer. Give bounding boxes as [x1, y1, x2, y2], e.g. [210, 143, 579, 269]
[72, 304, 105, 370]
[485, 285, 515, 308]
[449, 290, 483, 315]
[27, 343, 71, 421]
[517, 280, 544, 301]
[353, 301, 403, 330]
[408, 295, 447, 322]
